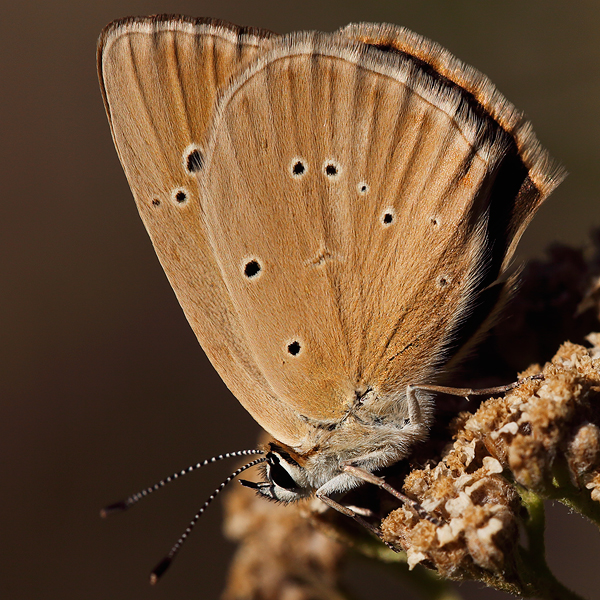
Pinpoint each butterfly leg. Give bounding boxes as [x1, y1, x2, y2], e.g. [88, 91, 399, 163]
[405, 383, 424, 426]
[406, 373, 543, 403]
[342, 464, 439, 524]
[315, 490, 400, 551]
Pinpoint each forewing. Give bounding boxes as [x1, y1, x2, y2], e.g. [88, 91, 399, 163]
[98, 16, 309, 447]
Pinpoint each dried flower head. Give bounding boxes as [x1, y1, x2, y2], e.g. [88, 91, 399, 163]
[381, 337, 600, 594]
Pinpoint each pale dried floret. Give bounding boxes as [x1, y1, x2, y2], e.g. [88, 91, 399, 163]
[586, 472, 600, 502]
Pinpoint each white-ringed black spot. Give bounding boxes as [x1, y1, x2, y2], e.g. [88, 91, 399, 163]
[244, 259, 261, 279]
[173, 189, 188, 204]
[186, 149, 203, 173]
[358, 182, 369, 194]
[287, 341, 301, 356]
[381, 209, 395, 226]
[290, 158, 307, 178]
[152, 199, 160, 207]
[431, 217, 440, 226]
[322, 160, 341, 179]
[182, 144, 204, 174]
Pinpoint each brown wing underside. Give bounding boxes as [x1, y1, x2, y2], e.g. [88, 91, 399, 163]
[99, 17, 564, 449]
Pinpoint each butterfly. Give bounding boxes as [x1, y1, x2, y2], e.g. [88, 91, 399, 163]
[98, 14, 563, 579]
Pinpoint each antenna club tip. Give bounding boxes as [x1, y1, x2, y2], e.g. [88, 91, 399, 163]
[100, 501, 129, 517]
[150, 557, 172, 584]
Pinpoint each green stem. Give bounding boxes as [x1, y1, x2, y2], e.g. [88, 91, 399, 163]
[516, 489, 587, 600]
[549, 460, 600, 529]
[351, 541, 463, 600]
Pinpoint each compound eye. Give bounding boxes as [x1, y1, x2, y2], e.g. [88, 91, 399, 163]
[268, 455, 300, 491]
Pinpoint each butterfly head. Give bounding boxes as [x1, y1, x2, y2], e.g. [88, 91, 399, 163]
[239, 442, 314, 502]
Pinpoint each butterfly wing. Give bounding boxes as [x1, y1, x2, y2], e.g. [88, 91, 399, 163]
[98, 16, 311, 447]
[200, 30, 564, 428]
[99, 18, 564, 451]
[338, 22, 563, 254]
[336, 23, 567, 373]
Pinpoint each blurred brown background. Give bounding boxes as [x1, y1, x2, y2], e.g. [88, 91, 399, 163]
[2, 0, 599, 599]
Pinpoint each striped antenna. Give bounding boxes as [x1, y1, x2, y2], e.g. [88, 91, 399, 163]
[149, 456, 267, 584]
[100, 449, 264, 516]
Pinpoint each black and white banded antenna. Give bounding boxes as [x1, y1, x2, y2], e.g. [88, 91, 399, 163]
[100, 449, 266, 583]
